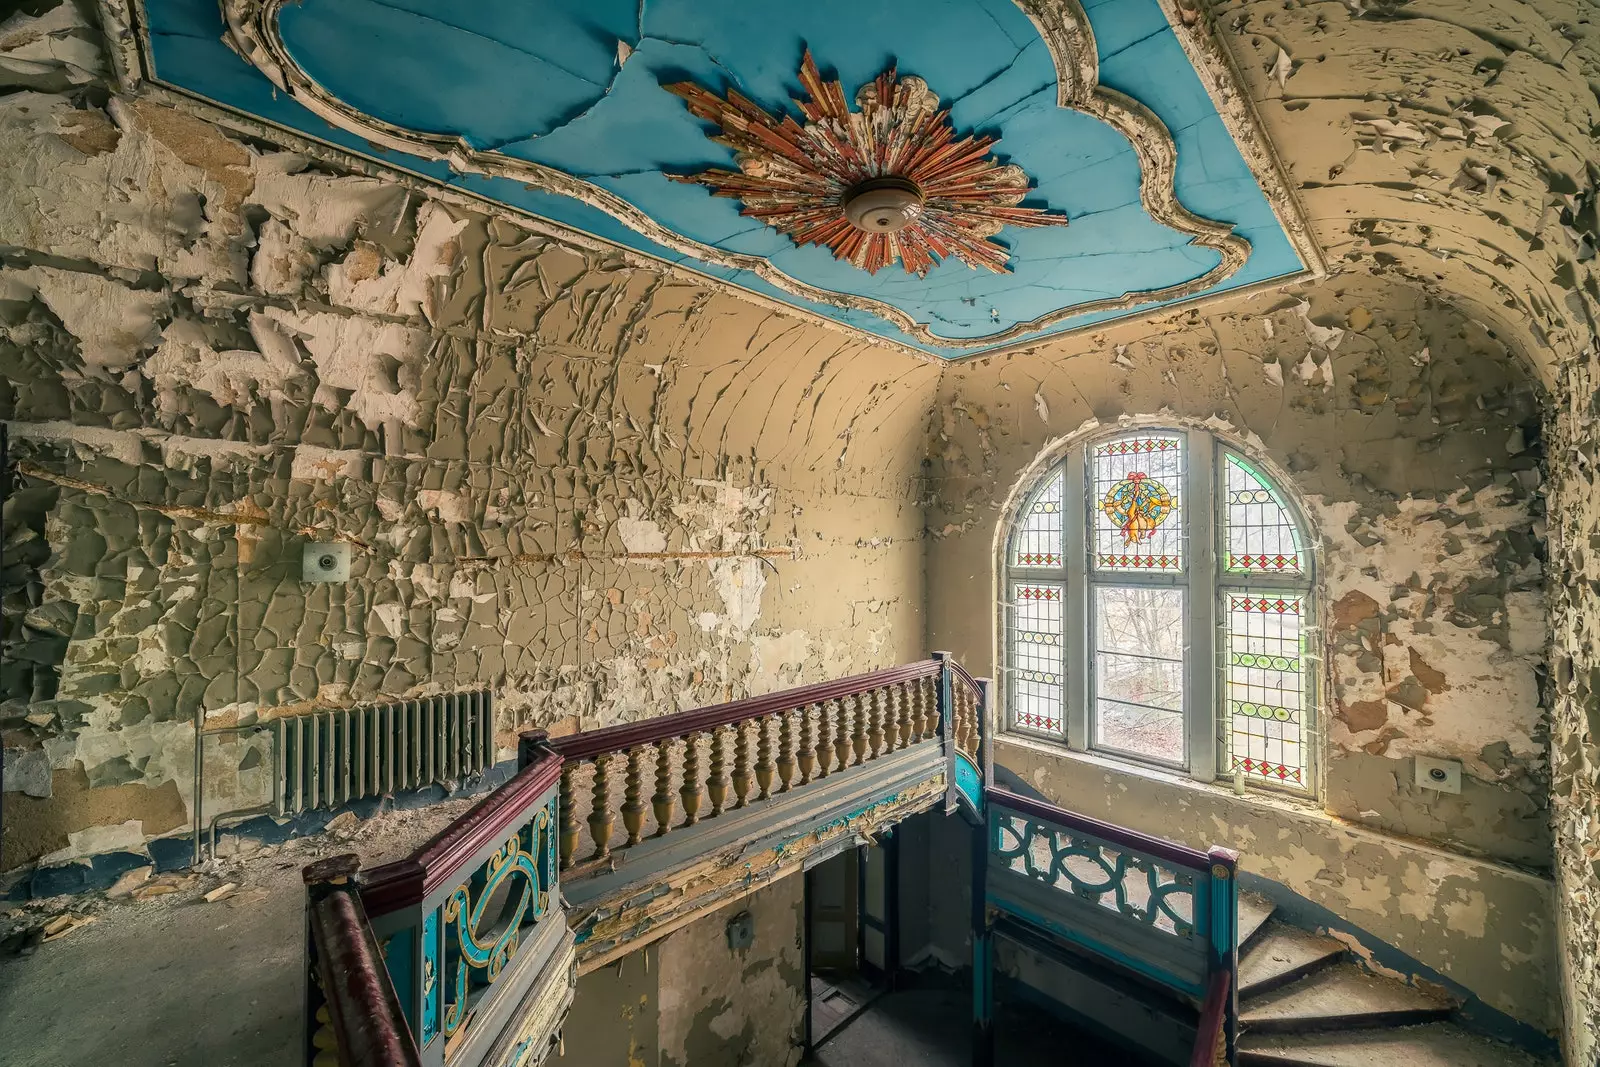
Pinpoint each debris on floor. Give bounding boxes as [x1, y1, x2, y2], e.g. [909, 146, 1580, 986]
[203, 882, 239, 904]
[104, 867, 153, 899]
[40, 914, 95, 943]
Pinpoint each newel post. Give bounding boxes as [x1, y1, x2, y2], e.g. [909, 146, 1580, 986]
[933, 651, 956, 814]
[1206, 845, 1240, 1065]
[970, 807, 995, 1067]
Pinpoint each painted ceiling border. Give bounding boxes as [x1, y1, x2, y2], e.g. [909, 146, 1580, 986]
[91, 0, 1324, 363]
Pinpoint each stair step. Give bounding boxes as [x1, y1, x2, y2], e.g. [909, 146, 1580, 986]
[1239, 1022, 1552, 1066]
[1237, 891, 1276, 952]
[1239, 963, 1455, 1034]
[1239, 923, 1346, 997]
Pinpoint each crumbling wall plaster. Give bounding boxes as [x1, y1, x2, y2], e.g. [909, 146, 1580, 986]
[1546, 343, 1600, 1064]
[654, 878, 805, 1067]
[0, 34, 937, 876]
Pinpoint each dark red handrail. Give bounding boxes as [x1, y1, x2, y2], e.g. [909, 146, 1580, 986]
[360, 749, 564, 914]
[305, 854, 423, 1067]
[988, 786, 1237, 873]
[1189, 968, 1231, 1067]
[541, 660, 944, 762]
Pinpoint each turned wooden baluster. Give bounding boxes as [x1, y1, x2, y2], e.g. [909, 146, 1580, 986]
[963, 686, 978, 753]
[850, 693, 868, 767]
[754, 716, 776, 800]
[813, 704, 834, 780]
[919, 675, 938, 741]
[886, 684, 904, 751]
[892, 682, 911, 750]
[731, 721, 753, 808]
[707, 726, 730, 817]
[559, 763, 580, 871]
[621, 745, 646, 847]
[867, 688, 885, 759]
[777, 708, 798, 792]
[797, 705, 817, 785]
[833, 698, 852, 772]
[651, 739, 675, 837]
[679, 732, 704, 826]
[586, 754, 615, 862]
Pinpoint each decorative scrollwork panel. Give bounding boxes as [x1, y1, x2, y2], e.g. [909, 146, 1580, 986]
[441, 795, 559, 1040]
[993, 811, 1195, 937]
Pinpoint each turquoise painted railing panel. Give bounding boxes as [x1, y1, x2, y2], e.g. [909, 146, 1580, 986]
[440, 794, 559, 1039]
[955, 752, 983, 812]
[984, 787, 1238, 1060]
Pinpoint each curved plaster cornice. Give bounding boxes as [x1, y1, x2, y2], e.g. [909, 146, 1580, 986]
[219, 0, 1281, 349]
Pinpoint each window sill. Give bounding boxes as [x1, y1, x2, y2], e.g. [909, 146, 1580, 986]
[995, 730, 1325, 819]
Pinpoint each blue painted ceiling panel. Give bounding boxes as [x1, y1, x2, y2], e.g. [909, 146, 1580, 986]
[138, 0, 1307, 357]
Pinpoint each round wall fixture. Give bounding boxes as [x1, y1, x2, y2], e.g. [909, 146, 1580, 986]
[842, 177, 926, 234]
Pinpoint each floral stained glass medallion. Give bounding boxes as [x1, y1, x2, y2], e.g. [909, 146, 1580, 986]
[1093, 435, 1184, 571]
[1226, 593, 1306, 786]
[1224, 454, 1303, 574]
[1011, 470, 1063, 567]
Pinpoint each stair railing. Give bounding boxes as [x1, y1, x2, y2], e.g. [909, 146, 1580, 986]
[303, 853, 423, 1067]
[525, 660, 954, 873]
[981, 787, 1240, 1065]
[302, 747, 574, 1067]
[1191, 968, 1232, 1067]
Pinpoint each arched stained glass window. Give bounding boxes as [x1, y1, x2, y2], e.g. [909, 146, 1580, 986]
[1002, 429, 1316, 792]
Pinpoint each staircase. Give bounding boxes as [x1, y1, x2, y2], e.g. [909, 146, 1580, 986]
[295, 657, 1556, 1067]
[1234, 893, 1551, 1066]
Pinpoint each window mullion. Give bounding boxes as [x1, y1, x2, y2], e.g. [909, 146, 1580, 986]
[1187, 429, 1217, 782]
[1064, 445, 1089, 751]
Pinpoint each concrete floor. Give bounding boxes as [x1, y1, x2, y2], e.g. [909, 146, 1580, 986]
[0, 800, 469, 1067]
[811, 988, 1157, 1067]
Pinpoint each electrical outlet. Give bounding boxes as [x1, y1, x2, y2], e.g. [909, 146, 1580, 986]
[303, 541, 351, 583]
[1414, 756, 1461, 794]
[725, 910, 754, 951]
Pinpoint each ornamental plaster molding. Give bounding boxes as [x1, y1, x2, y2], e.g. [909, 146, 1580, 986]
[206, 0, 1300, 348]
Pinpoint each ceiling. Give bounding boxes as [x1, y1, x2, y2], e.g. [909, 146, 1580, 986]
[136, 0, 1316, 358]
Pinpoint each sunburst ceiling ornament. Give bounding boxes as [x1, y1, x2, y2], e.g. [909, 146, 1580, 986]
[665, 51, 1070, 277]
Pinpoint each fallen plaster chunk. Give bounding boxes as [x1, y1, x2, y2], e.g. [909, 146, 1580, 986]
[105, 866, 153, 899]
[204, 882, 239, 903]
[40, 914, 95, 942]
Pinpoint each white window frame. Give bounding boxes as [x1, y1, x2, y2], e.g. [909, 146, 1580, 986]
[1002, 427, 1317, 794]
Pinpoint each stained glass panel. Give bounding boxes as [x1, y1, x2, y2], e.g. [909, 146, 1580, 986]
[1010, 581, 1065, 734]
[1093, 585, 1185, 764]
[1225, 593, 1307, 787]
[1224, 454, 1304, 574]
[1093, 434, 1184, 572]
[1011, 469, 1063, 568]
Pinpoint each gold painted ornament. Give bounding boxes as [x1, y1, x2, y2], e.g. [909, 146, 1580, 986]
[666, 50, 1069, 276]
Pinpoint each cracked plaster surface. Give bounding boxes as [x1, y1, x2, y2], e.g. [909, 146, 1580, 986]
[0, 30, 938, 882]
[2, 0, 1600, 1055]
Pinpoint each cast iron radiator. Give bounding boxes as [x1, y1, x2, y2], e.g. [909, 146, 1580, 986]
[273, 691, 495, 816]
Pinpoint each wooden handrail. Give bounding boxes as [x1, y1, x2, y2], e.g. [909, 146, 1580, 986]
[988, 786, 1230, 873]
[540, 659, 943, 761]
[1190, 968, 1232, 1067]
[359, 749, 564, 914]
[304, 854, 423, 1067]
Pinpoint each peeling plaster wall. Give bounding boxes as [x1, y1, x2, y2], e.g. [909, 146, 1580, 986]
[1217, 0, 1598, 388]
[654, 877, 805, 1067]
[1547, 344, 1600, 1064]
[925, 277, 1554, 1028]
[552, 879, 804, 1067]
[0, 13, 937, 874]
